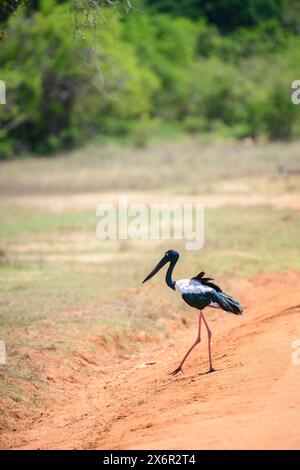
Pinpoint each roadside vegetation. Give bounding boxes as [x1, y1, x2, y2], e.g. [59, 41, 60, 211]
[1, 0, 300, 158]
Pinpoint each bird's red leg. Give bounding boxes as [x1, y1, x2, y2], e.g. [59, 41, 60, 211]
[169, 312, 202, 376]
[200, 312, 215, 373]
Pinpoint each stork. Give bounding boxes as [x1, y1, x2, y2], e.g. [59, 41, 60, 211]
[142, 250, 243, 375]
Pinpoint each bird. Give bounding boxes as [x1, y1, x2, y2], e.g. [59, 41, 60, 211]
[142, 249, 243, 376]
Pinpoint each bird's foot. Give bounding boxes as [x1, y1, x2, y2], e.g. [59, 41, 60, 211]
[169, 366, 183, 376]
[206, 367, 216, 374]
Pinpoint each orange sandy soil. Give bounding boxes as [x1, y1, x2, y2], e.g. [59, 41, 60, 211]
[2, 270, 300, 450]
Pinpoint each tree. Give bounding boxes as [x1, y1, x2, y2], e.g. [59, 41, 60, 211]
[144, 0, 282, 32]
[0, 1, 22, 23]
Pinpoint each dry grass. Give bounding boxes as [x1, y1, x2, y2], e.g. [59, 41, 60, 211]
[1, 138, 300, 195]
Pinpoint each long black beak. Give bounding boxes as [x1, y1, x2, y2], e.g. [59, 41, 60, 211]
[142, 255, 169, 284]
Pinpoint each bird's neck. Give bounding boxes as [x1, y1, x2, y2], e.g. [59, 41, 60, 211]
[165, 260, 176, 290]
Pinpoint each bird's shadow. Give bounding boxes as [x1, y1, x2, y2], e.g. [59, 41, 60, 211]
[198, 368, 219, 376]
[198, 371, 214, 377]
[197, 363, 243, 376]
[167, 367, 221, 382]
[167, 363, 241, 381]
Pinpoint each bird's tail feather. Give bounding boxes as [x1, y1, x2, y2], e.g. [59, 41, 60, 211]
[215, 292, 243, 315]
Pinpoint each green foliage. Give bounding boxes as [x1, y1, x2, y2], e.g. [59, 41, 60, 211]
[0, 1, 159, 156]
[144, 0, 282, 31]
[0, 1, 21, 23]
[1, 0, 300, 158]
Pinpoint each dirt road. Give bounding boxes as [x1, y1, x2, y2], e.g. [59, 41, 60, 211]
[5, 271, 300, 450]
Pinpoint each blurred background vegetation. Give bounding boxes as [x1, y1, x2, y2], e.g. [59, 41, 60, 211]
[1, 0, 300, 158]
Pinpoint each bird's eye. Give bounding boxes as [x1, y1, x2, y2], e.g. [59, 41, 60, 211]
[165, 252, 168, 256]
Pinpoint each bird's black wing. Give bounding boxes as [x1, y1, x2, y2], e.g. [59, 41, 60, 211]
[191, 271, 205, 281]
[191, 271, 222, 292]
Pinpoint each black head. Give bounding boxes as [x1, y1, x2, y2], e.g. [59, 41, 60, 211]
[164, 249, 179, 261]
[142, 250, 179, 284]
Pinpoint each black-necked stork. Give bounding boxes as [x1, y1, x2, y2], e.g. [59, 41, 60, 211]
[142, 249, 243, 376]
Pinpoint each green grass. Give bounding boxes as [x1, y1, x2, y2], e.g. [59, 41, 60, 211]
[1, 206, 299, 334]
